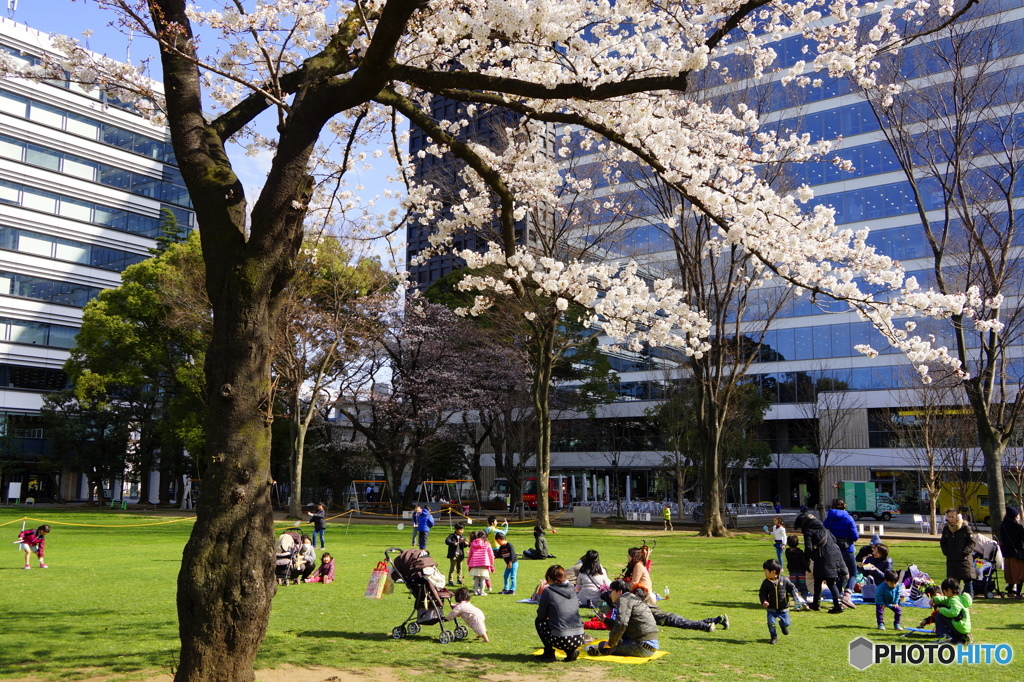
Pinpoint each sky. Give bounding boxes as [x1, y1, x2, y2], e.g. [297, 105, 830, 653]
[8, 0, 405, 269]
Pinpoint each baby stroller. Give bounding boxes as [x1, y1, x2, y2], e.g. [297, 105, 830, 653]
[274, 549, 294, 585]
[384, 547, 469, 643]
[973, 533, 1003, 598]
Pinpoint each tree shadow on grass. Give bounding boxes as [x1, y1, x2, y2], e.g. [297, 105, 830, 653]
[814, 623, 870, 630]
[692, 600, 766, 611]
[296, 630, 388, 640]
[988, 622, 1024, 630]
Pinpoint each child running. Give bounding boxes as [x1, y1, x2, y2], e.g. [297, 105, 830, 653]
[445, 587, 489, 642]
[760, 559, 796, 645]
[18, 524, 50, 569]
[467, 530, 494, 596]
[875, 570, 904, 631]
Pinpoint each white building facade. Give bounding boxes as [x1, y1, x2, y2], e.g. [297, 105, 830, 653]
[0, 17, 191, 502]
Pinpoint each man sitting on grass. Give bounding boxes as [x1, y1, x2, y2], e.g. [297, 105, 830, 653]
[589, 580, 660, 658]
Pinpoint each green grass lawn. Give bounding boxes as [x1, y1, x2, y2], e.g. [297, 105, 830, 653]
[1, 509, 1022, 681]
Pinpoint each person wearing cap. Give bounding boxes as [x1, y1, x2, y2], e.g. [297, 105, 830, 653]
[856, 533, 882, 565]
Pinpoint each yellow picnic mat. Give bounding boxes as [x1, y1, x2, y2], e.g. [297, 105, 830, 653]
[531, 641, 668, 664]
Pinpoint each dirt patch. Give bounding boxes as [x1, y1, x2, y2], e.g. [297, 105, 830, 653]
[13, 662, 618, 682]
[602, 529, 692, 537]
[479, 668, 611, 682]
[11, 666, 419, 682]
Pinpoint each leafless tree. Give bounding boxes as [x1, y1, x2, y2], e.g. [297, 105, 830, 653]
[860, 6, 1024, 519]
[792, 371, 862, 511]
[892, 367, 969, 532]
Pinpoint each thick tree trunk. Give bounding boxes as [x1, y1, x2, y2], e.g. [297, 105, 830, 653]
[698, 421, 730, 537]
[982, 434, 1006, 526]
[175, 273, 278, 682]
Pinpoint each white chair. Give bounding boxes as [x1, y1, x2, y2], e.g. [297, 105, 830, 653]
[913, 514, 930, 533]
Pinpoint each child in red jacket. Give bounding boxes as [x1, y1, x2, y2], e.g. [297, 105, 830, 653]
[18, 524, 50, 569]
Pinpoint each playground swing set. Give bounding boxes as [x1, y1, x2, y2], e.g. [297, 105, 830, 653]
[418, 479, 481, 518]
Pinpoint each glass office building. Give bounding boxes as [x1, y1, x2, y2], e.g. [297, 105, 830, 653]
[546, 2, 1024, 512]
[398, 5, 1023, 512]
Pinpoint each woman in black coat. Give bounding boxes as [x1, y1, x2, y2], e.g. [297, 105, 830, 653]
[535, 564, 585, 662]
[999, 507, 1024, 597]
[799, 513, 849, 613]
[939, 508, 975, 596]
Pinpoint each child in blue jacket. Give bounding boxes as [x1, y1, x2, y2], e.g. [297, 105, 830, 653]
[413, 505, 435, 550]
[875, 570, 904, 631]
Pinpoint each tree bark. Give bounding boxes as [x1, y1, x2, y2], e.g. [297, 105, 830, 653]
[288, 408, 307, 519]
[981, 435, 1006, 526]
[696, 375, 730, 537]
[532, 326, 556, 531]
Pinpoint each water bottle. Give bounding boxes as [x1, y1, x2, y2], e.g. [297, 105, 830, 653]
[664, 585, 671, 599]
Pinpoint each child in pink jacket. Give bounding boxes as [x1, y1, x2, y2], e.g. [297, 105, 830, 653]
[467, 530, 494, 596]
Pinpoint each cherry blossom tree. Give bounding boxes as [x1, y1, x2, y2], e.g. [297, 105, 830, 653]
[3, 1, 987, 678]
[334, 301, 522, 506]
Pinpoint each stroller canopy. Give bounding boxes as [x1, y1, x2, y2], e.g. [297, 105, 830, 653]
[393, 548, 437, 579]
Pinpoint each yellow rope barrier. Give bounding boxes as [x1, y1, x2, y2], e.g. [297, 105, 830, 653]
[0, 515, 194, 528]
[1, 506, 569, 530]
[272, 509, 356, 526]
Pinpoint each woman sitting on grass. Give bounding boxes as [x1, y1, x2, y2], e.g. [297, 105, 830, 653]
[576, 550, 610, 608]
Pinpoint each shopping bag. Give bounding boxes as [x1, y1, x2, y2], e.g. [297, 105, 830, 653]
[365, 561, 389, 599]
[383, 574, 395, 596]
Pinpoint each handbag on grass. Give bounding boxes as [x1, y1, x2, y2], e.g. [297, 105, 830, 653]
[365, 561, 389, 599]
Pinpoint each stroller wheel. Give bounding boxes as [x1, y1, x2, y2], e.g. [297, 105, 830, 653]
[406, 622, 421, 636]
[391, 626, 407, 639]
[454, 626, 468, 640]
[438, 630, 453, 644]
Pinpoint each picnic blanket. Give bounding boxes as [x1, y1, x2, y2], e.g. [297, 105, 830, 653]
[531, 641, 668, 664]
[821, 588, 930, 608]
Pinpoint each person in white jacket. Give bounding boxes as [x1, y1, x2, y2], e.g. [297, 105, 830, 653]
[575, 550, 610, 607]
[772, 516, 788, 565]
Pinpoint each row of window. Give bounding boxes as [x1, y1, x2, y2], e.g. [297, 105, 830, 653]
[0, 177, 189, 238]
[719, 12, 1024, 88]
[0, 271, 101, 308]
[0, 86, 176, 163]
[0, 132, 190, 208]
[610, 361, 1020, 406]
[0, 316, 77, 349]
[0, 364, 67, 392]
[0, 226, 147, 273]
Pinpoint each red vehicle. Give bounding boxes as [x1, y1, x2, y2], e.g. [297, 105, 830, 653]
[491, 477, 569, 510]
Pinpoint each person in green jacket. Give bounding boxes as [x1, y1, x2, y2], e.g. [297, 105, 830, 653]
[662, 504, 673, 531]
[932, 578, 973, 644]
